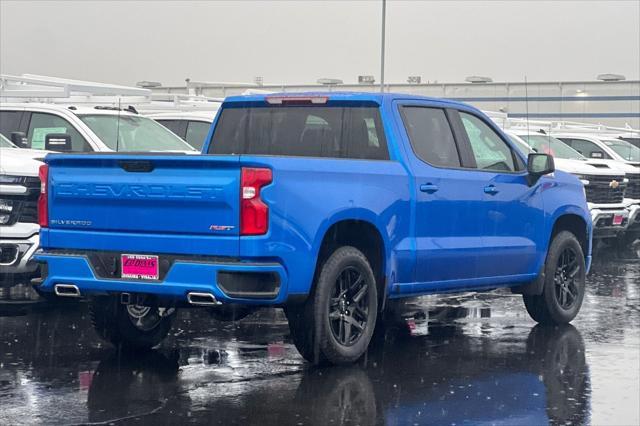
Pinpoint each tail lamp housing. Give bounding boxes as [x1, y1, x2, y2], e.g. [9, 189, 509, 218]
[38, 164, 49, 228]
[240, 167, 272, 235]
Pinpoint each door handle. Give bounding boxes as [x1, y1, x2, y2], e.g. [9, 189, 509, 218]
[484, 185, 499, 195]
[420, 183, 439, 194]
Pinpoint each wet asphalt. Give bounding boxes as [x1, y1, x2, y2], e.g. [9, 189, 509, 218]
[0, 248, 638, 426]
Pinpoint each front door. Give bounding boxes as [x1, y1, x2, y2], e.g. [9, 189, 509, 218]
[456, 111, 544, 278]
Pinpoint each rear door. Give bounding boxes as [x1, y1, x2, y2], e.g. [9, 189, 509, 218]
[397, 102, 487, 285]
[456, 110, 544, 278]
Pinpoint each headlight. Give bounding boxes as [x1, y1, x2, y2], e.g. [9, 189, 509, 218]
[0, 175, 23, 184]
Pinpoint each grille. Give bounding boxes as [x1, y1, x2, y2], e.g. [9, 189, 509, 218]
[584, 174, 626, 204]
[626, 173, 640, 200]
[0, 177, 40, 226]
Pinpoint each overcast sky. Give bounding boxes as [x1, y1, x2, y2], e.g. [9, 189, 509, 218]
[1, 0, 639, 87]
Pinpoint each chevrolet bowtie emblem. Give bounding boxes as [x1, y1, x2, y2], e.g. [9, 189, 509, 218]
[609, 180, 620, 189]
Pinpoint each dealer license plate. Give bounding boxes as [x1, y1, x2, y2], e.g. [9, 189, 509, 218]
[121, 254, 159, 280]
[612, 214, 624, 226]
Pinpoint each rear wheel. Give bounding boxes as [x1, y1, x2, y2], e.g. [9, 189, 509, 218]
[89, 295, 175, 350]
[523, 231, 586, 324]
[287, 246, 378, 365]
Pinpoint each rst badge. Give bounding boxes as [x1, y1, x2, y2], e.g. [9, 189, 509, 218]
[209, 225, 235, 232]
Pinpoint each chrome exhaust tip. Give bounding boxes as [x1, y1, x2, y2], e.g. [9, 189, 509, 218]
[54, 284, 81, 298]
[187, 292, 221, 306]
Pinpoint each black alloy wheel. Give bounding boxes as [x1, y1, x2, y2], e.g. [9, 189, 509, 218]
[553, 247, 580, 310]
[329, 266, 371, 347]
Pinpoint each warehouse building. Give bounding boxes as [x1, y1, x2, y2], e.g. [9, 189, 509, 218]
[152, 77, 640, 129]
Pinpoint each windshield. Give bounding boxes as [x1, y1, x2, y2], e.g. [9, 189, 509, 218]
[603, 139, 640, 162]
[519, 134, 585, 160]
[507, 134, 533, 154]
[78, 114, 196, 152]
[0, 133, 17, 148]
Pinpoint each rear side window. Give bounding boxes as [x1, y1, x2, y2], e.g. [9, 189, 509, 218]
[208, 106, 389, 160]
[400, 106, 460, 168]
[0, 110, 23, 139]
[185, 121, 211, 151]
[155, 119, 187, 139]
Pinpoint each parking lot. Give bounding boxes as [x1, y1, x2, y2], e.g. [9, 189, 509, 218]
[0, 247, 637, 425]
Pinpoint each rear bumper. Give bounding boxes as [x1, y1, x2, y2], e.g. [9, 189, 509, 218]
[33, 251, 289, 305]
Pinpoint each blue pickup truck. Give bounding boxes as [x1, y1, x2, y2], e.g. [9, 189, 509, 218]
[34, 93, 592, 364]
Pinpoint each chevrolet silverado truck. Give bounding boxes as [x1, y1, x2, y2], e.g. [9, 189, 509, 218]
[34, 93, 592, 365]
[0, 134, 47, 302]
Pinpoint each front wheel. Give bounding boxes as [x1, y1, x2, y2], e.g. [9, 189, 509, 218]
[523, 231, 586, 324]
[89, 295, 175, 350]
[287, 246, 378, 365]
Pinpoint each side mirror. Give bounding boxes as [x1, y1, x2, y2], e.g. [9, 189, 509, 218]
[590, 151, 604, 159]
[527, 153, 555, 185]
[45, 133, 72, 152]
[10, 131, 27, 148]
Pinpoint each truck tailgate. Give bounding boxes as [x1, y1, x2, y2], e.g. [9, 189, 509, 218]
[46, 154, 241, 255]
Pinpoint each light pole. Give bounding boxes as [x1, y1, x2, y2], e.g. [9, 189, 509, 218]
[380, 0, 386, 92]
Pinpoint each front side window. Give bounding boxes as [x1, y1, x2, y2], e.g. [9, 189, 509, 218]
[79, 115, 195, 152]
[185, 121, 211, 151]
[603, 139, 640, 162]
[209, 105, 389, 160]
[460, 113, 516, 172]
[27, 112, 91, 152]
[400, 107, 460, 168]
[0, 133, 17, 148]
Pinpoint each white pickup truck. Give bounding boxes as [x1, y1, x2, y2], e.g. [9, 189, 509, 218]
[0, 103, 195, 301]
[504, 130, 630, 240]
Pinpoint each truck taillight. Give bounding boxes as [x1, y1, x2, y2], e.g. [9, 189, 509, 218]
[38, 164, 49, 228]
[240, 167, 272, 235]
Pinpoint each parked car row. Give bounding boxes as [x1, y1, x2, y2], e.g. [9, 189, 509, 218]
[492, 120, 640, 245]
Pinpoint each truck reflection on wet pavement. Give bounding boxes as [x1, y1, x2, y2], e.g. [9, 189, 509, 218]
[0, 249, 638, 425]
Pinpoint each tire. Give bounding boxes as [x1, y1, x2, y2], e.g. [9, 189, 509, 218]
[523, 231, 586, 324]
[287, 246, 378, 365]
[89, 295, 175, 350]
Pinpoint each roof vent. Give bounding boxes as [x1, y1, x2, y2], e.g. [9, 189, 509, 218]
[465, 76, 493, 84]
[136, 81, 162, 88]
[317, 78, 343, 86]
[596, 74, 625, 82]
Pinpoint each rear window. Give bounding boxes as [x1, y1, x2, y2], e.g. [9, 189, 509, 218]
[208, 106, 389, 160]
